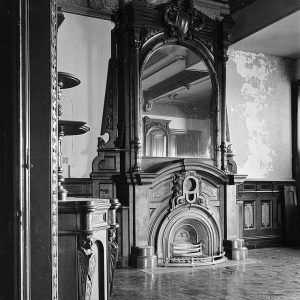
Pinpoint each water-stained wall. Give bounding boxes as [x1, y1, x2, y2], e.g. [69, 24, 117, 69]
[226, 49, 294, 179]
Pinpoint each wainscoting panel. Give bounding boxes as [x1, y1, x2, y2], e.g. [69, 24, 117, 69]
[237, 180, 295, 248]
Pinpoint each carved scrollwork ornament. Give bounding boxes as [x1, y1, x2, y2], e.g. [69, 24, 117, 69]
[97, 136, 106, 151]
[108, 227, 117, 243]
[170, 171, 209, 210]
[79, 234, 94, 256]
[164, 0, 204, 40]
[78, 234, 97, 300]
[144, 99, 153, 112]
[108, 227, 119, 296]
[78, 246, 96, 300]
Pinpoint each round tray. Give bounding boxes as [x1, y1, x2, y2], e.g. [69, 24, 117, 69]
[58, 72, 81, 89]
[58, 120, 90, 136]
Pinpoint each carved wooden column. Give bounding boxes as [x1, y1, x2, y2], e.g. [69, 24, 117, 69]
[219, 16, 234, 171]
[58, 198, 110, 300]
[132, 30, 142, 172]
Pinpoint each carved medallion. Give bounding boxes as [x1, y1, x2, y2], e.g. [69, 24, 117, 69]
[170, 171, 208, 210]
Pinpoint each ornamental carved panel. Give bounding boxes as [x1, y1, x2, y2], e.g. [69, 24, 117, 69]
[164, 0, 205, 40]
[152, 182, 171, 200]
[78, 235, 97, 300]
[170, 171, 210, 210]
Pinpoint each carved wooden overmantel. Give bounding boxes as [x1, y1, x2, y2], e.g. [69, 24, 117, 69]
[91, 0, 238, 267]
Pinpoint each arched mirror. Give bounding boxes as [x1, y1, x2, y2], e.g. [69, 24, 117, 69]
[141, 44, 214, 159]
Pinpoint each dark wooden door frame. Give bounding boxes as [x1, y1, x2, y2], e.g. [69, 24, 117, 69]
[0, 1, 59, 299]
[292, 80, 300, 201]
[0, 1, 119, 299]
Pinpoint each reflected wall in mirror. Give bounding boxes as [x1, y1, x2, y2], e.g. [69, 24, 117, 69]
[141, 44, 213, 159]
[57, 13, 113, 177]
[146, 127, 167, 157]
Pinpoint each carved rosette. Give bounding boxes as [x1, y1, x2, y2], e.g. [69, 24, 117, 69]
[50, 0, 58, 299]
[170, 171, 208, 210]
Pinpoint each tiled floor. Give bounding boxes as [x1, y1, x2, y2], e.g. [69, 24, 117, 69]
[111, 247, 300, 300]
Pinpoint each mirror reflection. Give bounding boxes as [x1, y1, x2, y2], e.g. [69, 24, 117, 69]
[142, 44, 213, 158]
[146, 127, 167, 157]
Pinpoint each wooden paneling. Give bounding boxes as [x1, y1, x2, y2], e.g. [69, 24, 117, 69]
[64, 178, 92, 197]
[237, 180, 295, 248]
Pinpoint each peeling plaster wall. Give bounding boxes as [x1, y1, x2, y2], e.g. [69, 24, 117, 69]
[226, 49, 293, 179]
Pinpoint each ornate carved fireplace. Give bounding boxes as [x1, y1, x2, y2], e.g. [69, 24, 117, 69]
[141, 161, 228, 266]
[152, 167, 228, 265]
[91, 0, 244, 267]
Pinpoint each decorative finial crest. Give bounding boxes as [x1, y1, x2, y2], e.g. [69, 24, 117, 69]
[164, 0, 204, 40]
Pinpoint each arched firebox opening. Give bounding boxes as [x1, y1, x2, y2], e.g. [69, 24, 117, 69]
[154, 204, 226, 266]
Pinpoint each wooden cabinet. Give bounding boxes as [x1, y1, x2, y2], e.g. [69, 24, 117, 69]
[58, 198, 110, 300]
